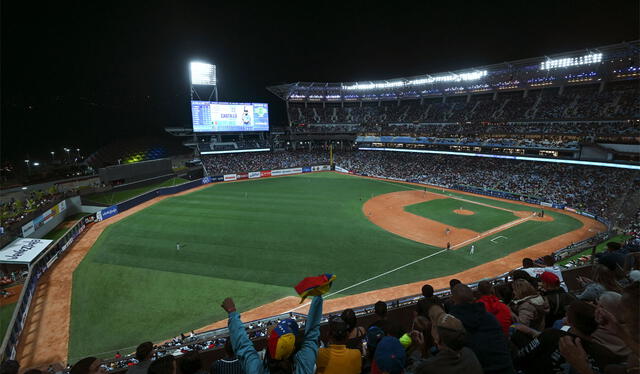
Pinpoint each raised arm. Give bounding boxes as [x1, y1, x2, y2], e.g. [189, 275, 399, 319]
[222, 297, 265, 374]
[294, 295, 324, 374]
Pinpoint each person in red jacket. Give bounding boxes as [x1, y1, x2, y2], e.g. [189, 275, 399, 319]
[476, 280, 512, 336]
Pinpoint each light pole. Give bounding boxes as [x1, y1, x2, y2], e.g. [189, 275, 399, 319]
[64, 148, 70, 163]
[76, 148, 80, 159]
[50, 151, 55, 162]
[24, 159, 30, 176]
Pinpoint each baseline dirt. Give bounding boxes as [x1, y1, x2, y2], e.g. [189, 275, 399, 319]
[15, 173, 607, 368]
[15, 184, 212, 369]
[363, 190, 480, 248]
[453, 209, 474, 215]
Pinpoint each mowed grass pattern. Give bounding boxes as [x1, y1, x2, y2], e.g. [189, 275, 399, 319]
[405, 198, 519, 232]
[69, 172, 583, 360]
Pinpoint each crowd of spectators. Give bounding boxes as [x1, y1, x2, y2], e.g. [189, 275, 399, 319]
[49, 242, 640, 374]
[0, 189, 61, 228]
[287, 81, 640, 127]
[201, 151, 329, 176]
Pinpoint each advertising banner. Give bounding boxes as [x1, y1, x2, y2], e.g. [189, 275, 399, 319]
[302, 166, 312, 173]
[201, 176, 212, 184]
[21, 221, 35, 237]
[212, 175, 224, 182]
[249, 172, 261, 179]
[97, 205, 118, 221]
[272, 168, 303, 176]
[540, 202, 553, 208]
[580, 212, 596, 219]
[565, 207, 577, 213]
[224, 174, 237, 181]
[0, 238, 53, 264]
[260, 170, 272, 177]
[335, 166, 349, 173]
[237, 173, 248, 180]
[552, 204, 565, 209]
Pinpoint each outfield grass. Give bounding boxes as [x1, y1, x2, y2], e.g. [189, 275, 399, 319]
[0, 303, 17, 341]
[405, 198, 520, 232]
[557, 234, 630, 266]
[85, 177, 188, 205]
[69, 172, 583, 360]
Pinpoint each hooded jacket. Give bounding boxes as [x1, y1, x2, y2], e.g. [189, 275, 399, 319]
[449, 302, 515, 374]
[511, 294, 550, 331]
[476, 295, 512, 336]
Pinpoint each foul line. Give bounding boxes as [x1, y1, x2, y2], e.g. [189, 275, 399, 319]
[451, 214, 534, 250]
[374, 179, 518, 213]
[285, 248, 448, 313]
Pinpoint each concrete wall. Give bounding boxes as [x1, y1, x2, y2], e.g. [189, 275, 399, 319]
[26, 196, 83, 239]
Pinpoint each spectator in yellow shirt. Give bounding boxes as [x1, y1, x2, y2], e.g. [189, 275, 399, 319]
[316, 316, 362, 374]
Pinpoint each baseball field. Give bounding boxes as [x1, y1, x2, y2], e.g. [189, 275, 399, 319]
[16, 171, 606, 366]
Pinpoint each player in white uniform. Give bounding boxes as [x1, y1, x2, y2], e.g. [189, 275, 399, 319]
[176, 242, 181, 251]
[470, 245, 475, 255]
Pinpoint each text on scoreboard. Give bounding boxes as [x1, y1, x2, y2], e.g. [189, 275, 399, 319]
[191, 101, 269, 132]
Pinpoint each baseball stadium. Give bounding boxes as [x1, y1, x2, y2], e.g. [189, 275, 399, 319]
[2, 4, 640, 374]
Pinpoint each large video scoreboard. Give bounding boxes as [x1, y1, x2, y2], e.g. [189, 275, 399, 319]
[191, 101, 269, 132]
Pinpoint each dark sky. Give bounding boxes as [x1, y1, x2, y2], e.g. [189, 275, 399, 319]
[2, 0, 638, 163]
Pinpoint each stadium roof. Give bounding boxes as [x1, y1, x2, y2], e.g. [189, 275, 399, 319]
[267, 41, 639, 101]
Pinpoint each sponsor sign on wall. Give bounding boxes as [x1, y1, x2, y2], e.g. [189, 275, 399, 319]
[0, 238, 53, 264]
[335, 166, 349, 173]
[21, 221, 35, 237]
[237, 173, 248, 180]
[97, 205, 118, 221]
[272, 168, 303, 176]
[212, 175, 224, 182]
[540, 202, 553, 207]
[20, 200, 68, 237]
[564, 207, 577, 213]
[260, 170, 272, 177]
[302, 166, 312, 173]
[249, 172, 261, 179]
[224, 174, 237, 181]
[201, 176, 212, 184]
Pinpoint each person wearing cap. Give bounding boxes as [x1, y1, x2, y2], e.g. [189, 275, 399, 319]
[540, 271, 576, 328]
[316, 316, 361, 374]
[222, 295, 323, 374]
[411, 313, 483, 374]
[371, 336, 406, 374]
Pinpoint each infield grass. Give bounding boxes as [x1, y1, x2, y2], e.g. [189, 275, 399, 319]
[69, 172, 584, 360]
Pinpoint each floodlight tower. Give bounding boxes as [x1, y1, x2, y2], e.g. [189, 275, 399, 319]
[190, 61, 218, 101]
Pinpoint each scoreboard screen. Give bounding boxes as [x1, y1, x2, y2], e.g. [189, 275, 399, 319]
[191, 101, 269, 132]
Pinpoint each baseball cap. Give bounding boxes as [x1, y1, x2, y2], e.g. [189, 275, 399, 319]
[372, 336, 406, 374]
[540, 271, 560, 286]
[366, 325, 385, 351]
[435, 313, 465, 332]
[267, 319, 299, 360]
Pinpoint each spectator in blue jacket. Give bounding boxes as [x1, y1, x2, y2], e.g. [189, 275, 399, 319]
[221, 296, 323, 374]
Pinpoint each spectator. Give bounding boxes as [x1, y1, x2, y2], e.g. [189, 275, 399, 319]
[369, 301, 388, 328]
[0, 360, 20, 374]
[421, 284, 441, 305]
[179, 351, 207, 374]
[510, 278, 550, 330]
[476, 280, 512, 336]
[210, 339, 243, 374]
[126, 342, 154, 374]
[577, 265, 623, 302]
[411, 313, 483, 374]
[222, 295, 322, 374]
[591, 292, 631, 357]
[444, 279, 462, 311]
[316, 316, 361, 374]
[447, 284, 515, 374]
[148, 356, 176, 374]
[340, 308, 367, 352]
[514, 301, 625, 374]
[540, 271, 576, 328]
[70, 358, 106, 374]
[372, 336, 406, 374]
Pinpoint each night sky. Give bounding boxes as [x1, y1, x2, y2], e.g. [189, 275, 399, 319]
[2, 1, 638, 163]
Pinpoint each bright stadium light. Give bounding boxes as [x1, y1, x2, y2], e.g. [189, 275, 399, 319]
[342, 71, 488, 90]
[190, 62, 217, 85]
[540, 53, 603, 70]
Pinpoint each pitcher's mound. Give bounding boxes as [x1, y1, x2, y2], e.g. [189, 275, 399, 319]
[453, 209, 475, 215]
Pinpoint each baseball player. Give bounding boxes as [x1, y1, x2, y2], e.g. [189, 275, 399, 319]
[470, 245, 475, 255]
[176, 242, 181, 251]
[446, 242, 451, 250]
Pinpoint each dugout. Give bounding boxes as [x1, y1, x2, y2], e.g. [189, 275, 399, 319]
[98, 159, 173, 186]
